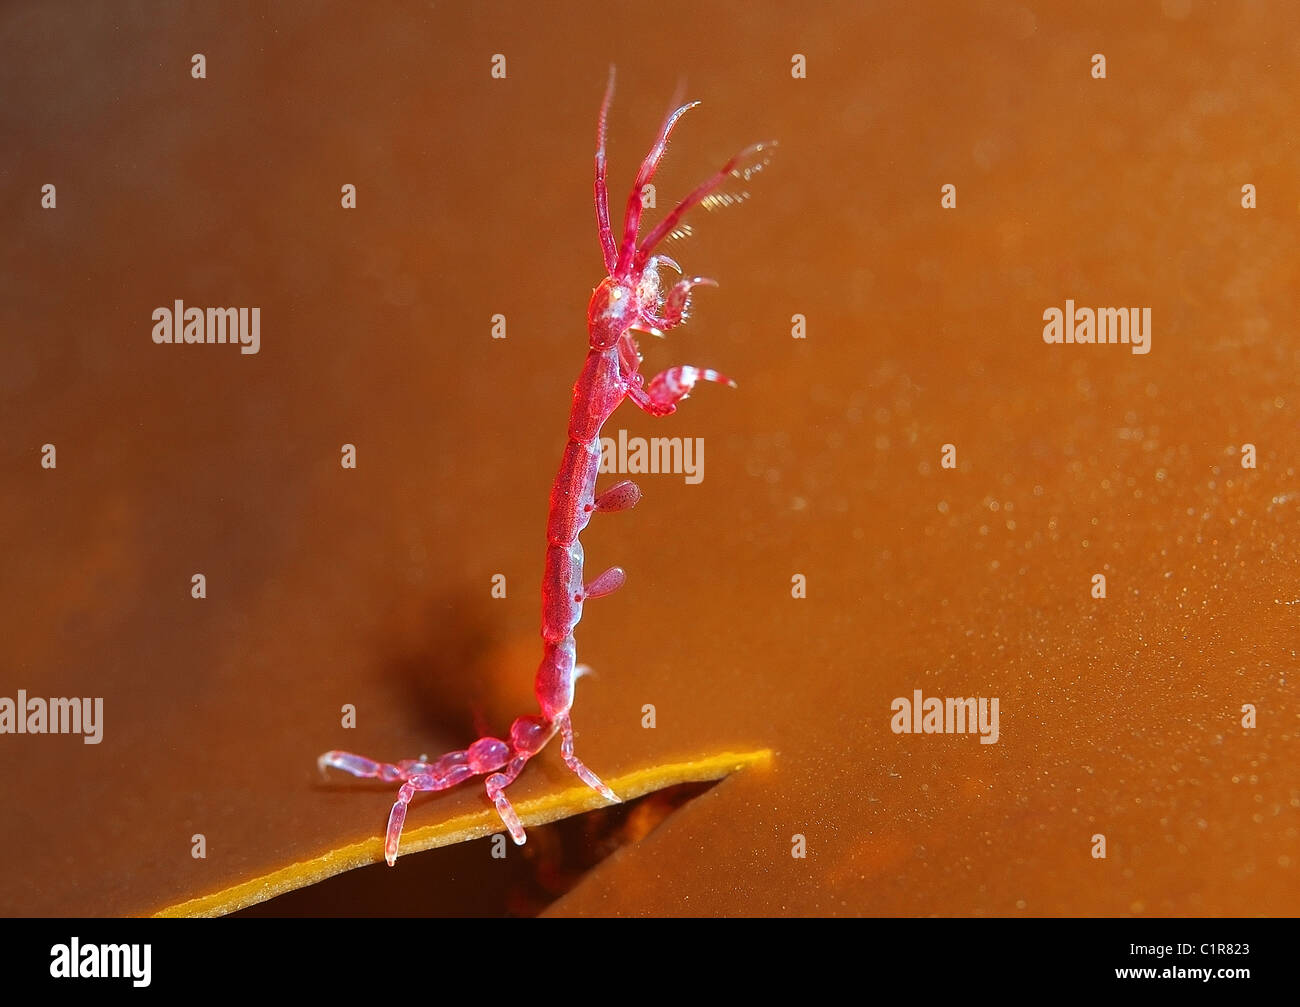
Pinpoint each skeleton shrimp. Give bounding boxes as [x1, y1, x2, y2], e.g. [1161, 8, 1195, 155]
[319, 69, 773, 864]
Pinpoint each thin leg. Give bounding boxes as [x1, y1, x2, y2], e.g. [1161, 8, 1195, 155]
[558, 714, 619, 802]
[628, 365, 736, 416]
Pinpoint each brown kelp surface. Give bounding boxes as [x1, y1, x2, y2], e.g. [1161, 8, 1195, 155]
[1, 2, 1296, 916]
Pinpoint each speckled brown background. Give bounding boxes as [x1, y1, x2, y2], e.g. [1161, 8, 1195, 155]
[1, 0, 1297, 916]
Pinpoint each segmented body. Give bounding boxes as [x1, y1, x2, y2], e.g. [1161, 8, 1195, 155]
[319, 69, 770, 864]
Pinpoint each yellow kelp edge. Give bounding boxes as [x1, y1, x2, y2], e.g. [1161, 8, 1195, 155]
[153, 748, 773, 917]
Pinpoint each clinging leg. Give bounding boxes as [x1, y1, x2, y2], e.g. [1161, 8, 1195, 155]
[384, 774, 437, 866]
[485, 713, 558, 845]
[557, 713, 619, 803]
[320, 735, 511, 865]
[485, 756, 530, 845]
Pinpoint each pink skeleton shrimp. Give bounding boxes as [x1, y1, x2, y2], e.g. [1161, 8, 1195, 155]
[320, 70, 772, 865]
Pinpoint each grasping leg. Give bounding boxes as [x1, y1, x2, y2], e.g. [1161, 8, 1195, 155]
[628, 365, 736, 417]
[641, 275, 719, 333]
